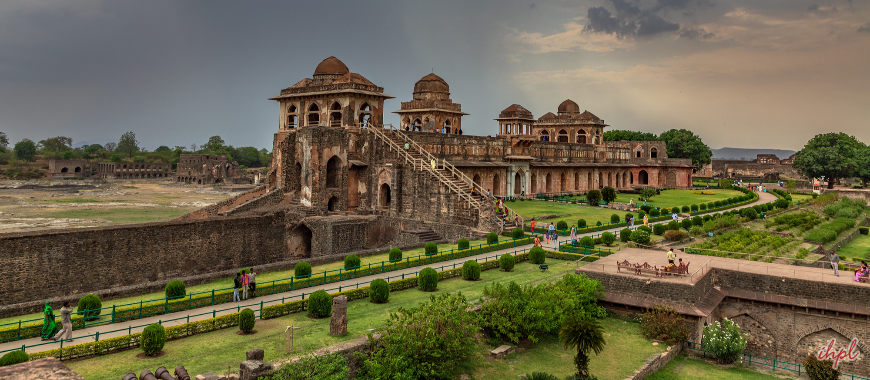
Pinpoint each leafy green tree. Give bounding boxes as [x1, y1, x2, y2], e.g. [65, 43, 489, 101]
[154, 145, 171, 152]
[13, 139, 36, 162]
[601, 187, 617, 203]
[857, 145, 870, 188]
[0, 131, 8, 152]
[117, 131, 139, 158]
[83, 144, 104, 156]
[659, 129, 712, 172]
[786, 180, 798, 193]
[202, 136, 226, 152]
[234, 146, 263, 167]
[719, 178, 732, 188]
[560, 316, 606, 379]
[38, 136, 72, 153]
[110, 154, 123, 163]
[640, 188, 656, 201]
[792, 132, 864, 189]
[104, 142, 117, 152]
[585, 190, 602, 206]
[603, 130, 658, 141]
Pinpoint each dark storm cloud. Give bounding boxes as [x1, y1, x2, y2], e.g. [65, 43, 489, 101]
[859, 23, 870, 33]
[679, 27, 715, 39]
[584, 0, 712, 39]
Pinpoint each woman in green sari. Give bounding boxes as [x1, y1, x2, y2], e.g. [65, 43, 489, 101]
[41, 302, 58, 340]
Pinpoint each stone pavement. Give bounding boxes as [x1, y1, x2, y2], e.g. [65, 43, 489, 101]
[0, 190, 777, 355]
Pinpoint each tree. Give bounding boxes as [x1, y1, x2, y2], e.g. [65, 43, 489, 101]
[659, 129, 712, 172]
[603, 130, 658, 142]
[857, 146, 870, 188]
[792, 132, 864, 189]
[117, 131, 139, 158]
[719, 178, 732, 188]
[13, 139, 36, 162]
[601, 187, 617, 203]
[786, 180, 797, 193]
[560, 316, 606, 379]
[234, 146, 263, 167]
[154, 145, 171, 153]
[104, 142, 117, 152]
[83, 144, 104, 156]
[585, 190, 602, 206]
[38, 136, 72, 152]
[640, 188, 656, 201]
[0, 132, 8, 152]
[202, 136, 225, 152]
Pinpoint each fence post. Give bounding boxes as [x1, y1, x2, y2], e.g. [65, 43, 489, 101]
[212, 290, 215, 306]
[95, 331, 99, 342]
[139, 300, 142, 319]
[17, 320, 21, 340]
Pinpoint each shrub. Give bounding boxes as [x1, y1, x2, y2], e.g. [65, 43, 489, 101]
[0, 350, 28, 367]
[630, 230, 651, 245]
[577, 219, 587, 228]
[860, 226, 869, 235]
[344, 254, 361, 269]
[596, 221, 602, 226]
[307, 290, 332, 318]
[620, 228, 632, 242]
[610, 214, 620, 223]
[499, 253, 516, 271]
[77, 294, 102, 321]
[641, 205, 652, 213]
[671, 207, 681, 215]
[529, 246, 546, 264]
[425, 242, 438, 255]
[457, 238, 470, 250]
[702, 318, 747, 364]
[691, 204, 699, 211]
[667, 220, 679, 231]
[650, 208, 660, 217]
[803, 355, 842, 380]
[681, 205, 690, 213]
[663, 230, 689, 242]
[752, 205, 762, 213]
[653, 223, 666, 236]
[511, 228, 524, 239]
[707, 202, 715, 209]
[294, 262, 312, 278]
[640, 305, 690, 345]
[740, 207, 758, 220]
[586, 190, 602, 205]
[593, 237, 603, 244]
[557, 220, 568, 230]
[700, 203, 707, 211]
[579, 236, 594, 247]
[268, 352, 349, 380]
[602, 186, 617, 203]
[637, 210, 646, 218]
[388, 248, 402, 262]
[526, 372, 560, 380]
[703, 215, 713, 222]
[692, 216, 703, 226]
[369, 278, 390, 303]
[164, 281, 186, 300]
[714, 200, 723, 207]
[462, 260, 481, 280]
[486, 233, 498, 245]
[638, 225, 652, 234]
[681, 218, 693, 230]
[601, 232, 616, 246]
[239, 308, 255, 333]
[141, 323, 166, 356]
[418, 267, 439, 291]
[689, 225, 705, 235]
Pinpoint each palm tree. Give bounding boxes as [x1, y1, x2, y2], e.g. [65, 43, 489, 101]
[559, 316, 606, 379]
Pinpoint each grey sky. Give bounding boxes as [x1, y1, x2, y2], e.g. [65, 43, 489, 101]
[1, 0, 868, 151]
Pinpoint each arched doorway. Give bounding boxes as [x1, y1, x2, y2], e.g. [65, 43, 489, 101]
[492, 174, 501, 196]
[61, 167, 68, 173]
[638, 170, 649, 185]
[666, 172, 677, 188]
[329, 102, 342, 127]
[546, 173, 553, 193]
[531, 173, 537, 193]
[623, 172, 628, 188]
[379, 183, 391, 209]
[327, 196, 339, 211]
[514, 171, 523, 195]
[650, 147, 658, 158]
[540, 130, 549, 142]
[576, 130, 587, 144]
[587, 172, 593, 190]
[560, 173, 566, 192]
[359, 103, 371, 127]
[557, 129, 568, 143]
[574, 172, 580, 190]
[287, 105, 298, 128]
[413, 118, 422, 131]
[444, 119, 451, 134]
[74, 167, 81, 173]
[607, 172, 612, 187]
[307, 104, 320, 126]
[473, 174, 481, 187]
[325, 156, 340, 188]
[630, 171, 633, 184]
[598, 172, 603, 189]
[288, 224, 312, 258]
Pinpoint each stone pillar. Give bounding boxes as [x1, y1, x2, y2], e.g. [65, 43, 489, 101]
[330, 295, 348, 336]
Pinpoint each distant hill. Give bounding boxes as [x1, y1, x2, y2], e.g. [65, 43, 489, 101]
[712, 147, 796, 161]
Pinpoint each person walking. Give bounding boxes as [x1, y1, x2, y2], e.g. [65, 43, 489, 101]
[548, 223, 556, 242]
[570, 226, 576, 245]
[404, 142, 410, 152]
[630, 216, 635, 228]
[643, 214, 649, 227]
[521, 185, 526, 196]
[531, 220, 536, 234]
[534, 235, 541, 247]
[233, 273, 241, 302]
[40, 302, 58, 341]
[672, 212, 678, 222]
[831, 250, 840, 277]
[241, 271, 249, 300]
[667, 248, 676, 265]
[51, 301, 74, 342]
[248, 268, 258, 298]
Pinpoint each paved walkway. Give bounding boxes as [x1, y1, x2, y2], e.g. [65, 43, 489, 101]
[0, 190, 777, 354]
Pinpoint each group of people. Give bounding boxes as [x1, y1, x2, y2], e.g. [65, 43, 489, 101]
[233, 268, 259, 302]
[530, 220, 559, 245]
[665, 248, 687, 273]
[403, 125, 463, 135]
[40, 301, 73, 342]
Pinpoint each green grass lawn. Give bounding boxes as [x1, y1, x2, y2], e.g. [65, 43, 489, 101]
[790, 194, 814, 204]
[508, 200, 621, 226]
[469, 317, 666, 380]
[647, 354, 797, 380]
[0, 239, 491, 328]
[838, 234, 870, 260]
[65, 260, 580, 379]
[614, 189, 747, 210]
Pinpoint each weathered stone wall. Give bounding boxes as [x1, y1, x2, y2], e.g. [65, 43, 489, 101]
[826, 189, 870, 203]
[626, 344, 683, 380]
[704, 160, 805, 180]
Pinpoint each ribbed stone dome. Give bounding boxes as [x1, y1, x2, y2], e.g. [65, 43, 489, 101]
[413, 73, 449, 94]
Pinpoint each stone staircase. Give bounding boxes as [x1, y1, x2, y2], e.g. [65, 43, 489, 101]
[405, 228, 445, 244]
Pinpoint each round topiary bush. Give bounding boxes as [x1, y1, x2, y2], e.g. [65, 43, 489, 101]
[425, 242, 438, 255]
[596, 221, 602, 226]
[164, 280, 186, 300]
[141, 323, 166, 356]
[239, 308, 255, 333]
[388, 248, 403, 262]
[601, 232, 616, 246]
[667, 220, 680, 231]
[461, 260, 481, 281]
[529, 246, 546, 264]
[368, 278, 390, 303]
[577, 219, 587, 228]
[556, 220, 568, 230]
[681, 205, 690, 213]
[740, 207, 758, 220]
[499, 253, 516, 271]
[620, 228, 632, 242]
[593, 237, 603, 245]
[511, 228, 524, 239]
[700, 203, 707, 211]
[418, 267, 439, 291]
[610, 214, 620, 223]
[753, 205, 762, 213]
[692, 216, 703, 226]
[77, 293, 102, 321]
[0, 350, 28, 367]
[307, 290, 332, 318]
[294, 262, 312, 278]
[663, 230, 689, 242]
[641, 205, 652, 213]
[703, 215, 713, 222]
[486, 232, 499, 245]
[638, 210, 646, 218]
[707, 202, 715, 209]
[630, 230, 651, 245]
[653, 223, 666, 236]
[681, 219, 693, 230]
[638, 225, 652, 234]
[344, 255, 361, 270]
[714, 200, 723, 207]
[579, 236, 594, 247]
[457, 238, 470, 250]
[690, 204, 699, 212]
[650, 208, 660, 217]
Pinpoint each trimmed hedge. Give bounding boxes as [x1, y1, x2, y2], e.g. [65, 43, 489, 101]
[461, 261, 481, 280]
[529, 247, 546, 264]
[630, 230, 651, 245]
[610, 214, 620, 223]
[556, 220, 568, 230]
[425, 242, 438, 255]
[78, 294, 102, 322]
[141, 324, 165, 356]
[307, 290, 332, 318]
[511, 228, 524, 239]
[681, 219, 693, 230]
[294, 262, 312, 278]
[418, 267, 439, 291]
[653, 224, 666, 236]
[369, 279, 390, 303]
[579, 236, 594, 247]
[239, 308, 255, 333]
[0, 315, 84, 344]
[601, 232, 616, 246]
[165, 281, 186, 300]
[620, 228, 632, 242]
[388, 248, 402, 262]
[577, 219, 586, 227]
[860, 226, 869, 235]
[457, 239, 470, 250]
[0, 350, 28, 367]
[499, 253, 516, 271]
[486, 232, 499, 244]
[344, 255, 361, 270]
